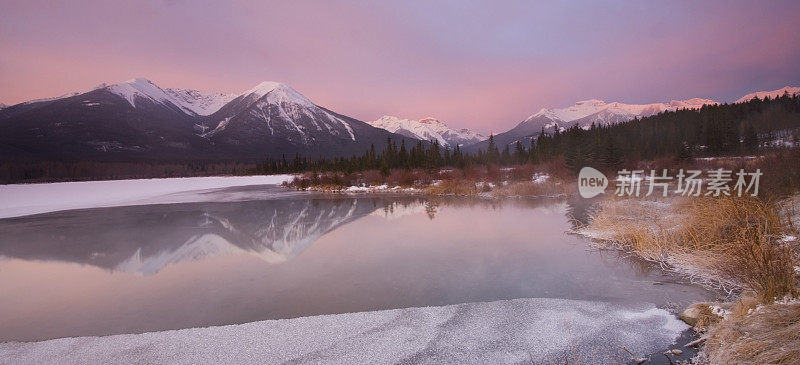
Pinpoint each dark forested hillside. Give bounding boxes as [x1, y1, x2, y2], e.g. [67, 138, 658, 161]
[4, 93, 798, 183]
[544, 92, 800, 169]
[259, 93, 800, 174]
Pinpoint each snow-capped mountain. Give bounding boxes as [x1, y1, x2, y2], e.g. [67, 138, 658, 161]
[466, 97, 718, 151]
[12, 78, 235, 116]
[0, 78, 208, 160]
[0, 78, 419, 161]
[200, 81, 420, 158]
[736, 86, 800, 103]
[101, 78, 237, 117]
[527, 97, 717, 129]
[0, 103, 7, 110]
[367, 116, 486, 147]
[201, 81, 356, 142]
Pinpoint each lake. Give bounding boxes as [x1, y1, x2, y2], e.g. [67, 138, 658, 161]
[0, 184, 715, 343]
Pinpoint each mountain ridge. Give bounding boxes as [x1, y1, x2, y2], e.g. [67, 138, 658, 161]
[0, 78, 420, 162]
[367, 115, 486, 147]
[466, 86, 796, 151]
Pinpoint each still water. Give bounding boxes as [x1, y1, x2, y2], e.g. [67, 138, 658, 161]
[0, 186, 714, 342]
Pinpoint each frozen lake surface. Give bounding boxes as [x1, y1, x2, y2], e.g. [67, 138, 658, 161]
[0, 178, 716, 362]
[1, 297, 687, 364]
[0, 175, 293, 218]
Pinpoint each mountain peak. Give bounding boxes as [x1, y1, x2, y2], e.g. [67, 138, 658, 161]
[368, 116, 486, 147]
[124, 77, 155, 85]
[240, 81, 314, 108]
[529, 96, 718, 125]
[106, 77, 175, 109]
[245, 81, 284, 98]
[574, 99, 606, 105]
[736, 86, 800, 103]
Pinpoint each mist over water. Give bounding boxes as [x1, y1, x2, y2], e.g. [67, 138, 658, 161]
[0, 188, 715, 342]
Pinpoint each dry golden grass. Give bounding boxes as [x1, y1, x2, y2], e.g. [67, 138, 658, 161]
[490, 180, 569, 198]
[682, 197, 798, 302]
[424, 179, 479, 196]
[583, 196, 798, 301]
[704, 300, 800, 364]
[584, 195, 800, 364]
[581, 197, 685, 262]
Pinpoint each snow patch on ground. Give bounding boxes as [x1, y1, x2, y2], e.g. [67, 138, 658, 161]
[0, 175, 293, 219]
[532, 173, 550, 184]
[0, 298, 687, 365]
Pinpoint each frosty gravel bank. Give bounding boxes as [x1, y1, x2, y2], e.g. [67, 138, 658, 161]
[1, 297, 687, 364]
[0, 175, 293, 219]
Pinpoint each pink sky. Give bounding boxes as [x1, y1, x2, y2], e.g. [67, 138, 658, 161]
[1, 0, 799, 134]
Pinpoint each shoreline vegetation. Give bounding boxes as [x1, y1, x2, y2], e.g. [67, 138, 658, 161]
[2, 92, 798, 363]
[287, 150, 800, 364]
[284, 162, 573, 199]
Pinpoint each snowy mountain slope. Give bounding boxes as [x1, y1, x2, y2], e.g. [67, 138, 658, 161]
[202, 81, 355, 142]
[201, 81, 420, 158]
[104, 78, 239, 117]
[165, 88, 237, 116]
[735, 86, 800, 103]
[0, 80, 212, 160]
[526, 97, 717, 128]
[0, 103, 6, 110]
[0, 78, 421, 161]
[106, 78, 182, 109]
[368, 116, 486, 147]
[466, 97, 718, 151]
[22, 92, 81, 105]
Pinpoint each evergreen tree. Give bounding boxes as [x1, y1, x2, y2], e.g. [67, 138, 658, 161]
[486, 134, 500, 164]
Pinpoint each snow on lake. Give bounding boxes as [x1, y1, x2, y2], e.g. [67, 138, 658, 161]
[0, 175, 293, 219]
[0, 190, 715, 363]
[0, 297, 687, 365]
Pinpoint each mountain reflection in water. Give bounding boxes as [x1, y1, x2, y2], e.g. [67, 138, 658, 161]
[0, 196, 428, 275]
[0, 193, 715, 342]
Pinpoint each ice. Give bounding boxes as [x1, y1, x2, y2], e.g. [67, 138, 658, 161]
[0, 297, 688, 364]
[0, 175, 293, 219]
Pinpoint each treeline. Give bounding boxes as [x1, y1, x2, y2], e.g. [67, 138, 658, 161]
[553, 92, 800, 168]
[4, 93, 798, 182]
[0, 161, 258, 184]
[259, 93, 800, 174]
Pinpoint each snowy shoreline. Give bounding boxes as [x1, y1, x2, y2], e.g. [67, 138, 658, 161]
[0, 297, 687, 364]
[0, 175, 294, 219]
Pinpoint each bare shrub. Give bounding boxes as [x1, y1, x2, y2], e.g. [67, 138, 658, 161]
[584, 196, 798, 300]
[360, 170, 384, 186]
[509, 164, 535, 181]
[704, 300, 800, 364]
[463, 165, 486, 180]
[425, 179, 478, 196]
[682, 197, 798, 302]
[491, 180, 568, 198]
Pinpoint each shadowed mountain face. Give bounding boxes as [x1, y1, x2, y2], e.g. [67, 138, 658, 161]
[0, 79, 420, 162]
[0, 196, 423, 275]
[0, 88, 213, 160]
